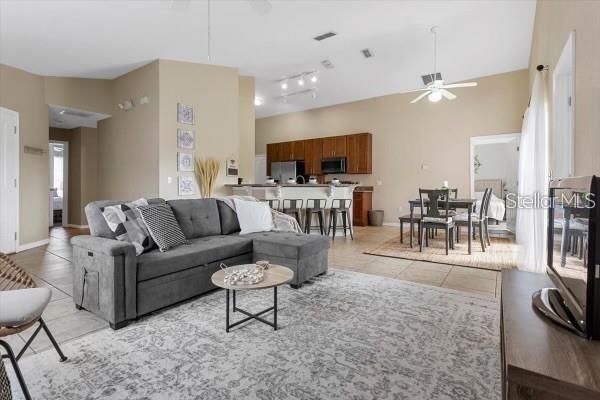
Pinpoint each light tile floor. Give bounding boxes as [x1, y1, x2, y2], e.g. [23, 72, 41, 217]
[7, 225, 501, 356]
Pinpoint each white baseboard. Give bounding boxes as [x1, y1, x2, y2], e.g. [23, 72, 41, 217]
[382, 222, 400, 227]
[18, 238, 50, 252]
[64, 224, 89, 229]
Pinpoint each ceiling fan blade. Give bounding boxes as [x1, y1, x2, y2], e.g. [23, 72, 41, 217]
[410, 91, 431, 104]
[405, 87, 431, 94]
[170, 0, 191, 11]
[246, 0, 272, 15]
[440, 89, 456, 100]
[441, 82, 478, 89]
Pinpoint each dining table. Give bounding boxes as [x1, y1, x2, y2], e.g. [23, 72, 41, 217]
[407, 198, 478, 254]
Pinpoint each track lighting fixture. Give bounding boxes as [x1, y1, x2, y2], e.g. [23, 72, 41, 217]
[281, 81, 288, 90]
[297, 75, 305, 86]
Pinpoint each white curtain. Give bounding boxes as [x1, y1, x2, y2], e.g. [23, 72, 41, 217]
[515, 73, 549, 273]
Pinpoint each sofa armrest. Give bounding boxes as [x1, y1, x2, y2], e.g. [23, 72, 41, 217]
[71, 235, 137, 328]
[71, 235, 135, 257]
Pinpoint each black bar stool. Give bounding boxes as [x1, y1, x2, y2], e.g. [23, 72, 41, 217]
[282, 199, 303, 225]
[304, 199, 327, 234]
[328, 199, 353, 240]
[263, 199, 280, 211]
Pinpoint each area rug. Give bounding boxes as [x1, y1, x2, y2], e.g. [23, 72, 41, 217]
[365, 235, 519, 271]
[10, 270, 501, 400]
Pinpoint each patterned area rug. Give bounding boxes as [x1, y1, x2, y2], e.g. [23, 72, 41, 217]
[10, 270, 500, 400]
[365, 235, 519, 271]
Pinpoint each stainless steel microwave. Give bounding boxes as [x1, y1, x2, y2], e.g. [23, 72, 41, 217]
[321, 157, 346, 174]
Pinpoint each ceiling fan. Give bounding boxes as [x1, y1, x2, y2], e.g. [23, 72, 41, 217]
[409, 26, 477, 104]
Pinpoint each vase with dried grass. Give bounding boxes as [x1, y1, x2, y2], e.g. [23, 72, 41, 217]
[194, 157, 220, 198]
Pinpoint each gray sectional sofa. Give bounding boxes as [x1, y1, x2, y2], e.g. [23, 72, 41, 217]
[71, 198, 329, 329]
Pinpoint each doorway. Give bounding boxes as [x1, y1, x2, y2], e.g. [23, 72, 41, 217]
[0, 107, 19, 253]
[470, 133, 521, 233]
[49, 141, 68, 227]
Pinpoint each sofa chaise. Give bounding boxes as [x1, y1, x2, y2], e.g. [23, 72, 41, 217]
[71, 198, 329, 329]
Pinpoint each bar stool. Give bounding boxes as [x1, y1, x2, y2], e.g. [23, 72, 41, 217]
[304, 199, 327, 234]
[282, 199, 303, 225]
[263, 199, 280, 211]
[328, 199, 353, 240]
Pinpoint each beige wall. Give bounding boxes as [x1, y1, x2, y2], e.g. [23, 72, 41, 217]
[0, 64, 49, 245]
[44, 76, 112, 115]
[238, 76, 256, 183]
[157, 60, 240, 199]
[97, 61, 160, 200]
[50, 126, 98, 226]
[529, 0, 600, 176]
[256, 70, 529, 223]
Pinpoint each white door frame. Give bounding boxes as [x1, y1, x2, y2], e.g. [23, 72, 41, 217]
[469, 133, 521, 197]
[49, 140, 69, 227]
[0, 107, 20, 253]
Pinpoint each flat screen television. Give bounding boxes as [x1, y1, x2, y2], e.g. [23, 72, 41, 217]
[533, 175, 600, 339]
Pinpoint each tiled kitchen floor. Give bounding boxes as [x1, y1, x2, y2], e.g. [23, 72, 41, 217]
[6, 225, 502, 356]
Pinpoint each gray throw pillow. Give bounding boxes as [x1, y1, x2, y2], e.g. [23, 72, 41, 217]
[101, 198, 155, 255]
[138, 204, 189, 252]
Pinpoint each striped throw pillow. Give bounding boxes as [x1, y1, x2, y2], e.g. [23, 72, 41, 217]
[138, 204, 189, 252]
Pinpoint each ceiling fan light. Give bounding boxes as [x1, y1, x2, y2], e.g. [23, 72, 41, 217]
[428, 91, 442, 103]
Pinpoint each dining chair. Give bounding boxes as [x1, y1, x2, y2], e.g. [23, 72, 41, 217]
[418, 189, 455, 255]
[455, 188, 492, 251]
[0, 254, 68, 400]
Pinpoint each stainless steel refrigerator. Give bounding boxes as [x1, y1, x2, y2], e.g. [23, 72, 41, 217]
[270, 161, 305, 183]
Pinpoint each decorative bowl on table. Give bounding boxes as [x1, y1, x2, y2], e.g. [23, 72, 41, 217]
[220, 264, 264, 285]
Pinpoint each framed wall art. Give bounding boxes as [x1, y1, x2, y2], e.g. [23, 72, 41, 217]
[178, 152, 194, 172]
[177, 103, 194, 125]
[177, 129, 195, 149]
[178, 176, 195, 196]
[226, 158, 239, 176]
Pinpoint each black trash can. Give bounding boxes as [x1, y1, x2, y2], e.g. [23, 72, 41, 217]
[368, 210, 384, 226]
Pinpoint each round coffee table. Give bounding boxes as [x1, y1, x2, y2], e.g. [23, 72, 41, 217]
[211, 264, 294, 332]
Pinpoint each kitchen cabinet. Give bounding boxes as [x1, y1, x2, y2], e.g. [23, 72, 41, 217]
[304, 138, 323, 175]
[267, 132, 371, 176]
[277, 140, 305, 161]
[353, 190, 373, 226]
[322, 136, 347, 158]
[266, 143, 281, 175]
[346, 133, 372, 174]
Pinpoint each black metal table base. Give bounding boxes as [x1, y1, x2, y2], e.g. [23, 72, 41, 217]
[226, 287, 278, 332]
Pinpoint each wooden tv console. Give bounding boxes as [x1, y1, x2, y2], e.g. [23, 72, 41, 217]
[501, 270, 600, 399]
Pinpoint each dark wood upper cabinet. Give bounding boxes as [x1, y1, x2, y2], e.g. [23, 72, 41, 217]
[291, 140, 305, 161]
[322, 136, 347, 158]
[266, 142, 281, 175]
[267, 133, 371, 175]
[304, 138, 322, 175]
[346, 133, 372, 174]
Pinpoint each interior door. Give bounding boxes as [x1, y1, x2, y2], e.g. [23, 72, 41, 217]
[0, 107, 19, 253]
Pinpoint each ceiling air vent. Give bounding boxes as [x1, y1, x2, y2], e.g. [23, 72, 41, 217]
[62, 110, 95, 118]
[321, 59, 334, 69]
[361, 48, 373, 58]
[313, 31, 337, 41]
[421, 72, 442, 86]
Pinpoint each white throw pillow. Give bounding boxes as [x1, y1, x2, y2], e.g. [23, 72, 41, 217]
[234, 199, 274, 235]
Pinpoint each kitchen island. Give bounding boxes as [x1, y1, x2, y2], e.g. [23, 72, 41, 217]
[224, 183, 356, 208]
[225, 184, 358, 235]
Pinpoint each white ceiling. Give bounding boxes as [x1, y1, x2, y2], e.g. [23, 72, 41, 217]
[0, 0, 536, 118]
